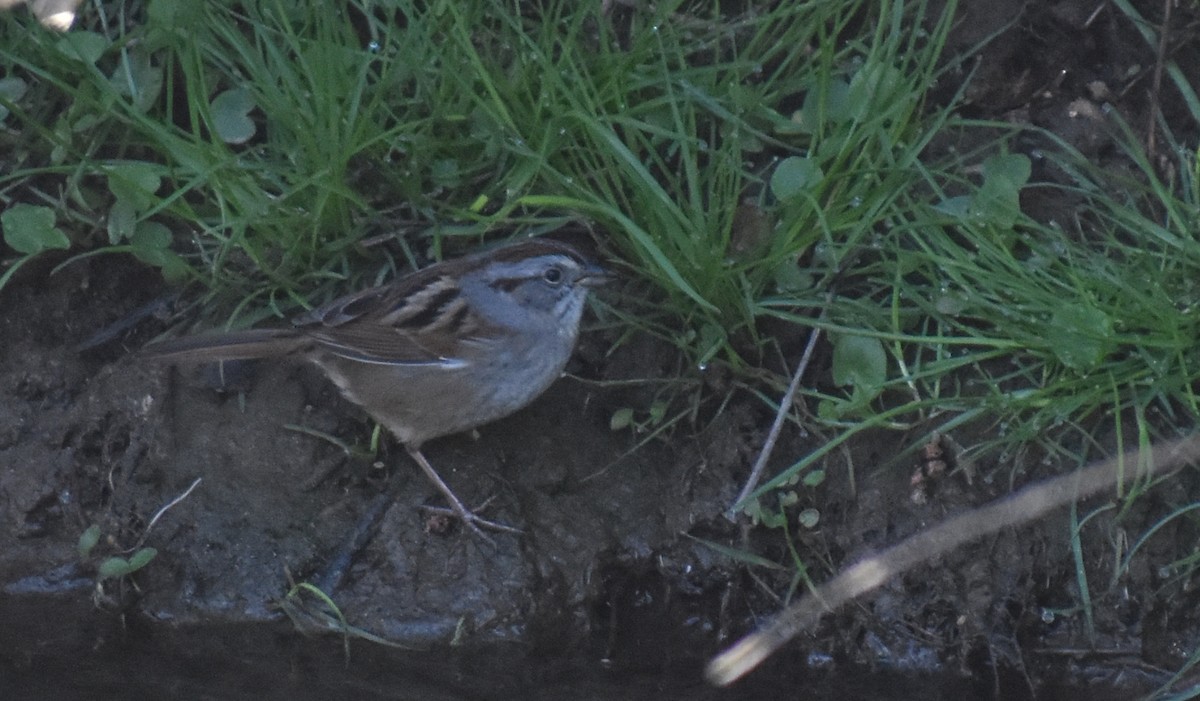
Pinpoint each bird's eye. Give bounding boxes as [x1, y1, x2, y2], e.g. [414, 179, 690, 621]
[542, 266, 564, 285]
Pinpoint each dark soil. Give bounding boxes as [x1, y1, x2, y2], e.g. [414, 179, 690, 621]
[5, 1, 1200, 699]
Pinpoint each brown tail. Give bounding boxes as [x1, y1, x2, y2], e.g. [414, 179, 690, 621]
[141, 328, 309, 363]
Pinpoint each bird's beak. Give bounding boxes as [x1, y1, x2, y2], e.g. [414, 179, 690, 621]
[580, 263, 614, 288]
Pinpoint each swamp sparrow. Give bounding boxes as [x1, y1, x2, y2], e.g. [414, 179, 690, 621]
[145, 238, 609, 538]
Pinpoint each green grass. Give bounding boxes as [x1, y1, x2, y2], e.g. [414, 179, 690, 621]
[0, 0, 960, 339]
[744, 127, 1200, 512]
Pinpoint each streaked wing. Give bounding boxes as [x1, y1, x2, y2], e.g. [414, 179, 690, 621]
[291, 262, 450, 328]
[293, 260, 500, 366]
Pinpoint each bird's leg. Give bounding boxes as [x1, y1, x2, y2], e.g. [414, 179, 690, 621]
[312, 447, 520, 591]
[406, 445, 523, 541]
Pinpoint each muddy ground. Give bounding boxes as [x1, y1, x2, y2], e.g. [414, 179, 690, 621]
[5, 1, 1200, 699]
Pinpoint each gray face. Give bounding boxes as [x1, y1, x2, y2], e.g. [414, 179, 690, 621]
[460, 253, 593, 332]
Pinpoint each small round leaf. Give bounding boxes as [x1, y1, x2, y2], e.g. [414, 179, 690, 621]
[77, 525, 102, 558]
[212, 88, 257, 144]
[55, 31, 108, 64]
[770, 157, 823, 201]
[2, 204, 70, 254]
[831, 334, 887, 393]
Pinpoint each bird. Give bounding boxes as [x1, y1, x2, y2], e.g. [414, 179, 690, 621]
[143, 238, 609, 539]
